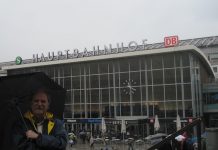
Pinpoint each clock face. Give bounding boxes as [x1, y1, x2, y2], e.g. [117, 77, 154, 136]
[122, 79, 136, 95]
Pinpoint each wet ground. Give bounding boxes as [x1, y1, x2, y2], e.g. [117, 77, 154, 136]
[66, 141, 149, 150]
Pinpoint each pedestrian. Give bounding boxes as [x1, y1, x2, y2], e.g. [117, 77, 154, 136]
[89, 135, 94, 149]
[13, 89, 68, 150]
[128, 139, 134, 150]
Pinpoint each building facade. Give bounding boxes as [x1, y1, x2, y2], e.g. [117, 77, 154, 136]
[1, 36, 218, 137]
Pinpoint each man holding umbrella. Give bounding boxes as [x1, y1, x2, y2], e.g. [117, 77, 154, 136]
[13, 89, 68, 150]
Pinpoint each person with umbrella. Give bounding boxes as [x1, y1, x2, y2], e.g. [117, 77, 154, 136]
[13, 89, 68, 150]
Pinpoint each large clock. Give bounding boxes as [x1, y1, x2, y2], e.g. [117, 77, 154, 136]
[122, 79, 136, 95]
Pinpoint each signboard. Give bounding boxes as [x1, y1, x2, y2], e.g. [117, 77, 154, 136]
[150, 118, 154, 123]
[164, 36, 179, 47]
[15, 56, 22, 65]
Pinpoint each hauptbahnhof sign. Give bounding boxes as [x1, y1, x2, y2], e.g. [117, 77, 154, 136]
[28, 35, 216, 64]
[32, 40, 148, 63]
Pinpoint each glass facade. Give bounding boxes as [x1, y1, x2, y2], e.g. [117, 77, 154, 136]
[8, 51, 209, 134]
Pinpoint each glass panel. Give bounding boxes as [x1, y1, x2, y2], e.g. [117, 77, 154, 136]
[146, 57, 151, 70]
[109, 74, 114, 87]
[120, 73, 129, 87]
[165, 69, 175, 84]
[116, 103, 121, 116]
[119, 58, 129, 72]
[110, 104, 115, 118]
[141, 58, 145, 70]
[154, 102, 165, 118]
[64, 105, 72, 118]
[148, 86, 153, 101]
[110, 88, 114, 102]
[59, 78, 64, 87]
[81, 90, 85, 103]
[80, 64, 85, 75]
[99, 61, 108, 73]
[184, 84, 191, 99]
[130, 72, 140, 86]
[115, 88, 121, 102]
[74, 90, 80, 103]
[121, 103, 130, 116]
[91, 89, 99, 103]
[153, 70, 163, 84]
[90, 75, 99, 88]
[59, 67, 64, 77]
[132, 87, 141, 102]
[72, 76, 80, 89]
[114, 61, 119, 73]
[147, 71, 152, 85]
[108, 61, 113, 73]
[102, 104, 110, 117]
[148, 103, 154, 117]
[175, 54, 180, 67]
[165, 85, 176, 100]
[154, 86, 164, 101]
[183, 68, 191, 83]
[142, 86, 147, 101]
[115, 73, 119, 87]
[182, 53, 190, 67]
[64, 77, 71, 90]
[121, 87, 130, 102]
[101, 89, 109, 103]
[163, 54, 174, 68]
[90, 62, 99, 74]
[64, 65, 71, 76]
[129, 57, 140, 71]
[87, 104, 91, 118]
[66, 91, 71, 103]
[141, 71, 146, 86]
[165, 102, 177, 117]
[72, 64, 80, 76]
[142, 103, 147, 115]
[87, 89, 91, 103]
[80, 76, 84, 89]
[91, 104, 100, 118]
[81, 104, 85, 118]
[184, 101, 192, 117]
[100, 74, 109, 88]
[74, 104, 81, 118]
[133, 103, 141, 116]
[178, 101, 183, 117]
[177, 85, 182, 100]
[152, 55, 163, 69]
[176, 68, 181, 83]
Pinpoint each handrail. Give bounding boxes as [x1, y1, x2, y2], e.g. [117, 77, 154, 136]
[148, 118, 202, 150]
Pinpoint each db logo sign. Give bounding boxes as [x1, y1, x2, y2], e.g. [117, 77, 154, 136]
[164, 36, 179, 47]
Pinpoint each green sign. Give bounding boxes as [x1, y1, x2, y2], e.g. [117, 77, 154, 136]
[15, 56, 22, 65]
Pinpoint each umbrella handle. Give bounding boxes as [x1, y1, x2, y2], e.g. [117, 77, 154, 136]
[15, 102, 28, 131]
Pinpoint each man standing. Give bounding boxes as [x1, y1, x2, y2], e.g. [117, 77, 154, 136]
[13, 89, 67, 150]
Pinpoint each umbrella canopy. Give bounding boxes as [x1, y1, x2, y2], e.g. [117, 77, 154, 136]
[154, 115, 160, 132]
[0, 72, 66, 119]
[0, 72, 66, 150]
[121, 119, 126, 133]
[101, 117, 106, 134]
[176, 114, 182, 131]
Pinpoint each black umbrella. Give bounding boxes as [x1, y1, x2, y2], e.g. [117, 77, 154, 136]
[0, 72, 66, 150]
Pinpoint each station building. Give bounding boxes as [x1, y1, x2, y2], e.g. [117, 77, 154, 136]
[1, 36, 218, 137]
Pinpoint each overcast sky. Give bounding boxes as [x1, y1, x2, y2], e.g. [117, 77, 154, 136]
[0, 0, 218, 62]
